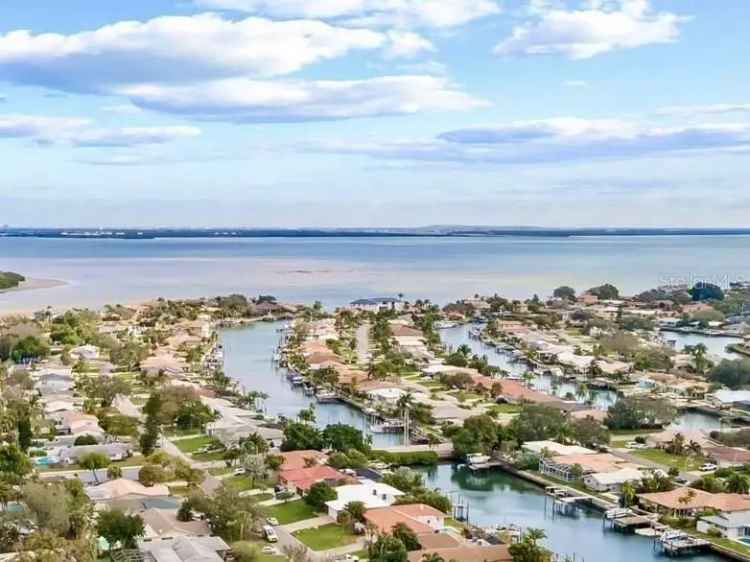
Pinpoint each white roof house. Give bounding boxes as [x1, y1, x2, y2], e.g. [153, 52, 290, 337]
[326, 480, 404, 518]
[70, 344, 100, 360]
[366, 387, 408, 404]
[138, 536, 230, 562]
[86, 479, 170, 502]
[583, 468, 644, 493]
[522, 441, 596, 457]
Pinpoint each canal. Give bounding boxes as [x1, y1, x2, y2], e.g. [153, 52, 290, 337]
[420, 463, 726, 562]
[662, 331, 743, 361]
[218, 322, 731, 560]
[219, 321, 403, 447]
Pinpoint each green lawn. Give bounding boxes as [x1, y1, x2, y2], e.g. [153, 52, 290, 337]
[293, 524, 356, 551]
[263, 500, 318, 525]
[489, 403, 523, 414]
[191, 450, 226, 462]
[632, 448, 705, 471]
[174, 435, 215, 453]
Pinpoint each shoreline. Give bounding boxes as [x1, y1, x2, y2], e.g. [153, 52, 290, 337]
[0, 277, 67, 295]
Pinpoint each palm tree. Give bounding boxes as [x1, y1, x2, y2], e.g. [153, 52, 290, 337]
[241, 433, 269, 456]
[421, 554, 445, 562]
[620, 481, 636, 507]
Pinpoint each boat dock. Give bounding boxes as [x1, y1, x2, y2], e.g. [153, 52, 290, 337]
[654, 531, 710, 557]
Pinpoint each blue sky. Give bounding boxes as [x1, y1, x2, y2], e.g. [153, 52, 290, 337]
[0, 0, 748, 227]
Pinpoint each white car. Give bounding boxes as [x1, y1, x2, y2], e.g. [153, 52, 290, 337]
[233, 468, 245, 476]
[700, 463, 718, 472]
[625, 441, 647, 450]
[266, 517, 279, 526]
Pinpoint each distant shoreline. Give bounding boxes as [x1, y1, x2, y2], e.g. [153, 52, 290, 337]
[2, 227, 750, 240]
[0, 277, 67, 295]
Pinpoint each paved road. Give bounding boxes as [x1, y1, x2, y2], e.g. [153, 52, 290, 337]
[356, 323, 371, 364]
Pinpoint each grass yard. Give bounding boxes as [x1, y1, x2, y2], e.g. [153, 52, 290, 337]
[191, 450, 226, 462]
[293, 523, 356, 551]
[174, 435, 215, 453]
[489, 403, 523, 414]
[224, 475, 269, 492]
[632, 448, 705, 471]
[263, 500, 318, 525]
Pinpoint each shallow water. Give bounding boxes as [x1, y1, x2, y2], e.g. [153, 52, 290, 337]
[1, 234, 749, 312]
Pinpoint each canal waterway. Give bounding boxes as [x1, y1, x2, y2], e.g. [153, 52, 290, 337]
[219, 321, 403, 447]
[420, 463, 726, 562]
[662, 331, 742, 361]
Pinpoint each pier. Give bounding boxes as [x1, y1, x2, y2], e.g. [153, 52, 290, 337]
[655, 532, 711, 557]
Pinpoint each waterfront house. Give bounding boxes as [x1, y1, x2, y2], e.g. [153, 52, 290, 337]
[522, 441, 596, 457]
[645, 429, 713, 451]
[697, 510, 750, 540]
[639, 488, 750, 518]
[325, 480, 404, 519]
[366, 386, 409, 405]
[138, 536, 230, 562]
[539, 453, 641, 483]
[583, 468, 644, 493]
[364, 504, 446, 535]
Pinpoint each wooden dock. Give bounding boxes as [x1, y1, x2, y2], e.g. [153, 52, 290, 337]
[655, 532, 711, 557]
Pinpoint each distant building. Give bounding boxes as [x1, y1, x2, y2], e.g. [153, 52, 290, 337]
[349, 297, 404, 313]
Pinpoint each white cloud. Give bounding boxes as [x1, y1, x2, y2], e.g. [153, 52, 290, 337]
[383, 31, 435, 59]
[194, 0, 501, 28]
[100, 104, 143, 115]
[119, 75, 488, 122]
[495, 0, 687, 59]
[308, 117, 750, 164]
[0, 114, 200, 146]
[0, 13, 386, 92]
[71, 126, 201, 147]
[0, 114, 91, 140]
[657, 103, 750, 116]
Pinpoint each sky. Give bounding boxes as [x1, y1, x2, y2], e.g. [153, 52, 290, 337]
[0, 0, 748, 228]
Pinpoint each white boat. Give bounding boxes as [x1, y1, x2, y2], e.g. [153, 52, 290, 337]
[466, 453, 491, 466]
[435, 321, 458, 329]
[316, 391, 338, 403]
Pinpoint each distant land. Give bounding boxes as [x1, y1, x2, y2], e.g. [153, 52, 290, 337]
[1, 226, 750, 240]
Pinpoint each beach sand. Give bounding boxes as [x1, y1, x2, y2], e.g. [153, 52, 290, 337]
[0, 277, 67, 294]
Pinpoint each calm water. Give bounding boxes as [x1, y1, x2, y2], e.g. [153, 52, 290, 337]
[1, 235, 749, 312]
[663, 331, 742, 360]
[420, 463, 725, 562]
[219, 321, 403, 447]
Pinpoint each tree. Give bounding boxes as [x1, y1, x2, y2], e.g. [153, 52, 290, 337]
[508, 529, 551, 562]
[605, 397, 677, 430]
[97, 509, 145, 550]
[392, 522, 420, 551]
[343, 501, 366, 524]
[0, 444, 32, 480]
[281, 422, 325, 452]
[620, 481, 636, 507]
[383, 468, 424, 495]
[79, 452, 110, 484]
[726, 473, 750, 494]
[305, 481, 337, 511]
[709, 359, 750, 389]
[17, 415, 32, 451]
[587, 284, 620, 300]
[74, 434, 98, 446]
[509, 405, 567, 444]
[138, 464, 168, 486]
[297, 405, 317, 425]
[369, 534, 408, 562]
[553, 286, 576, 301]
[569, 416, 610, 448]
[323, 424, 370, 453]
[9, 336, 49, 363]
[107, 465, 123, 480]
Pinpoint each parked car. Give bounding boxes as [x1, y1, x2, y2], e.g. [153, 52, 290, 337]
[233, 468, 245, 476]
[263, 525, 278, 543]
[700, 463, 718, 472]
[673, 476, 688, 484]
[625, 441, 647, 450]
[266, 517, 279, 526]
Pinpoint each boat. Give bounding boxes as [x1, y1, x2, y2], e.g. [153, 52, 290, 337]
[316, 390, 338, 403]
[289, 375, 305, 386]
[370, 420, 404, 433]
[435, 320, 458, 329]
[466, 453, 491, 466]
